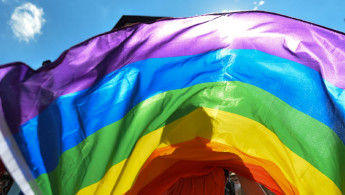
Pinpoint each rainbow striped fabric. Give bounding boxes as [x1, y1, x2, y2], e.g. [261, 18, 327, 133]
[0, 11, 345, 194]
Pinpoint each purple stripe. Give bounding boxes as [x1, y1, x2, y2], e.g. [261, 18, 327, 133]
[0, 11, 345, 133]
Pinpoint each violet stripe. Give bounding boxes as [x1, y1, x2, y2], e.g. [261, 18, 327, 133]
[0, 11, 344, 133]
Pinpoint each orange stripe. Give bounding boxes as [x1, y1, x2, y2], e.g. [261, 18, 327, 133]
[126, 137, 297, 195]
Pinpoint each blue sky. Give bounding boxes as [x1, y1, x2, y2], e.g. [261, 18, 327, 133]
[0, 0, 344, 70]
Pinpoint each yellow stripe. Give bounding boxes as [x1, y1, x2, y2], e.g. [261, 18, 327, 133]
[77, 107, 341, 195]
[77, 160, 126, 194]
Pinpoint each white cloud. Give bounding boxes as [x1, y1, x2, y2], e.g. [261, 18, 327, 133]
[253, 0, 265, 10]
[10, 2, 45, 42]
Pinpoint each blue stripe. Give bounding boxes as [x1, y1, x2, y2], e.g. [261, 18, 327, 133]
[16, 49, 345, 178]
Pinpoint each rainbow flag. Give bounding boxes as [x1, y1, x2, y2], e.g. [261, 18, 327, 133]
[0, 11, 344, 194]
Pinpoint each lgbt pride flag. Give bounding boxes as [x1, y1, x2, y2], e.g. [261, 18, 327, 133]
[0, 11, 345, 194]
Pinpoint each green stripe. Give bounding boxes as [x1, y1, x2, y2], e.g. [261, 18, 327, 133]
[34, 81, 345, 194]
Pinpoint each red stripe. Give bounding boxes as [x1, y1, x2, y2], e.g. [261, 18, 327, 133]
[126, 137, 298, 194]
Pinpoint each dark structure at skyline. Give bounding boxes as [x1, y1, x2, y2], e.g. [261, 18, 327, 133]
[113, 15, 168, 30]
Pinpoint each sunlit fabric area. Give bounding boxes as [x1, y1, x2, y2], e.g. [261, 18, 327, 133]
[0, 11, 344, 195]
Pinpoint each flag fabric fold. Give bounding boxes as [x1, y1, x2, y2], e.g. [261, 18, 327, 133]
[0, 11, 344, 194]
